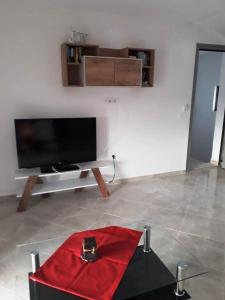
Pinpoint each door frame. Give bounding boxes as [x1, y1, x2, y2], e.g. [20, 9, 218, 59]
[186, 43, 225, 171]
[218, 110, 225, 166]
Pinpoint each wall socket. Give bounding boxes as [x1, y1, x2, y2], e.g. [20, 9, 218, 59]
[105, 97, 117, 103]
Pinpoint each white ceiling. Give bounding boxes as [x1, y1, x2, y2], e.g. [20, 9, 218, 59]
[59, 0, 225, 37]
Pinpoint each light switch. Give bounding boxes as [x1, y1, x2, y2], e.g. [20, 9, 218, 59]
[105, 97, 117, 103]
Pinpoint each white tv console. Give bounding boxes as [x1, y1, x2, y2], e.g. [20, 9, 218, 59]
[15, 161, 111, 212]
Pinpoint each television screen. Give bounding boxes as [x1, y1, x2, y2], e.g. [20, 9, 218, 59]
[14, 118, 96, 169]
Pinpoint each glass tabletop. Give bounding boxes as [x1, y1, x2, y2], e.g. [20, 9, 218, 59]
[123, 221, 208, 281]
[15, 221, 208, 300]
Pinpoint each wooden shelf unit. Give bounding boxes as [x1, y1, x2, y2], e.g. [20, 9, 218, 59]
[61, 44, 155, 87]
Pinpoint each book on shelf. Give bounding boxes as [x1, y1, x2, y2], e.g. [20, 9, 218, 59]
[67, 47, 74, 63]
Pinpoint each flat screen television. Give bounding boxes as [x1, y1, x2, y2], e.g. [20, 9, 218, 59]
[14, 118, 96, 171]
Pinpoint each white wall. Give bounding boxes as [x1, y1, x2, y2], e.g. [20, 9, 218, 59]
[0, 0, 223, 195]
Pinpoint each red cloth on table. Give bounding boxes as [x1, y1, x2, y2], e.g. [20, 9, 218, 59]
[30, 226, 142, 300]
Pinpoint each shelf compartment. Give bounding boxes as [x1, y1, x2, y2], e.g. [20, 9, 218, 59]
[61, 44, 99, 86]
[99, 48, 127, 58]
[142, 66, 153, 69]
[67, 63, 81, 65]
[16, 175, 111, 198]
[125, 48, 155, 87]
[15, 161, 111, 180]
[68, 64, 83, 86]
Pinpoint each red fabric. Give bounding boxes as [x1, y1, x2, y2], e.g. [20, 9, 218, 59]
[30, 226, 142, 300]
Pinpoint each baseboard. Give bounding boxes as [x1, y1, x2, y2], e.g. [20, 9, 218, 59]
[0, 194, 16, 201]
[210, 160, 219, 166]
[112, 170, 186, 184]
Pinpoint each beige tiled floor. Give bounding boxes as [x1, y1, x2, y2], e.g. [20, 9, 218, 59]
[1, 166, 225, 299]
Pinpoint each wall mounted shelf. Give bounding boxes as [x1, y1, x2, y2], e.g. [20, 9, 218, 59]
[61, 44, 155, 87]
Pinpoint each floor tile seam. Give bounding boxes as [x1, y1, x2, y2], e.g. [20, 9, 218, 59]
[66, 219, 104, 231]
[51, 206, 120, 224]
[29, 218, 76, 231]
[0, 279, 15, 292]
[149, 224, 225, 246]
[0, 236, 13, 243]
[0, 249, 17, 264]
[173, 228, 225, 244]
[48, 206, 93, 222]
[39, 212, 135, 230]
[25, 208, 88, 227]
[204, 266, 225, 278]
[81, 220, 109, 230]
[101, 212, 135, 221]
[97, 199, 155, 215]
[15, 235, 71, 247]
[131, 218, 191, 237]
[149, 203, 190, 214]
[176, 191, 198, 238]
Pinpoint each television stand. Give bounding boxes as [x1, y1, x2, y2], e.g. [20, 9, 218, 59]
[15, 161, 111, 212]
[41, 164, 80, 174]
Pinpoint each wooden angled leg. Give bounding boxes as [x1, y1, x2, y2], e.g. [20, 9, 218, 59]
[17, 176, 38, 212]
[75, 170, 89, 193]
[92, 168, 110, 198]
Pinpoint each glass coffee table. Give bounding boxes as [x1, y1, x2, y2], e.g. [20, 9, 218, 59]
[15, 221, 208, 300]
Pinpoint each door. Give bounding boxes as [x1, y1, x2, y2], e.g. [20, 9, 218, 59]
[85, 57, 115, 86]
[115, 59, 142, 86]
[190, 51, 223, 162]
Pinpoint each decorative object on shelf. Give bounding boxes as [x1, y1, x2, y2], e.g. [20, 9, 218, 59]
[137, 51, 147, 66]
[142, 81, 149, 87]
[78, 47, 82, 63]
[142, 69, 149, 87]
[81, 237, 98, 262]
[74, 47, 79, 64]
[67, 47, 75, 63]
[68, 31, 88, 44]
